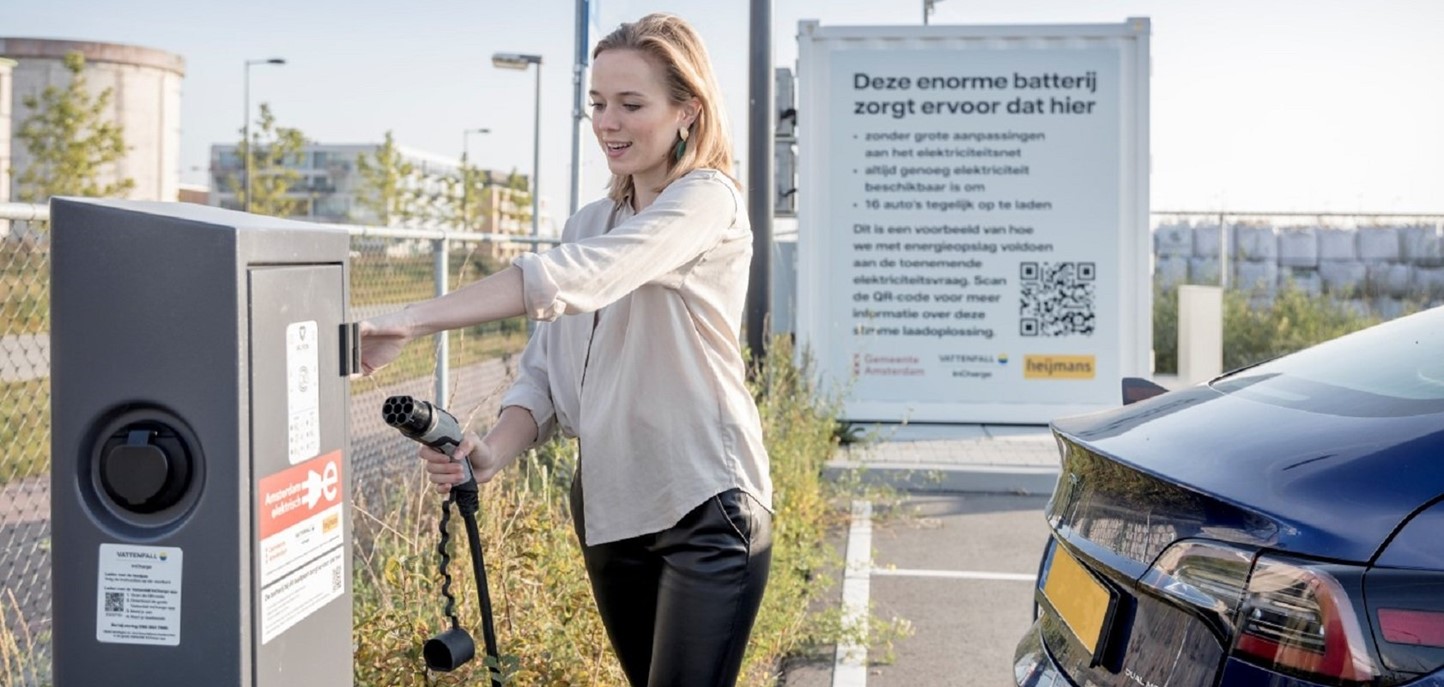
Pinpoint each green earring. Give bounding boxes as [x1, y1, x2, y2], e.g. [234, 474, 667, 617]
[673, 126, 689, 160]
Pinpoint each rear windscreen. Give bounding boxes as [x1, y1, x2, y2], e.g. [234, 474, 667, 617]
[1212, 306, 1444, 417]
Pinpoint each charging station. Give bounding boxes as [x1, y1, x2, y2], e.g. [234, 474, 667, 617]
[50, 198, 357, 686]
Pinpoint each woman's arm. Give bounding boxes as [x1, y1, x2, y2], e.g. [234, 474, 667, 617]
[359, 265, 526, 374]
[480, 406, 541, 471]
[418, 405, 541, 492]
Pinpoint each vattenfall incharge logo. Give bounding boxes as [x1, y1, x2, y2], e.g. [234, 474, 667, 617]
[1023, 355, 1096, 380]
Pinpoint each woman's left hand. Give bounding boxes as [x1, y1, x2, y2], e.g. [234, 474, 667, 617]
[357, 312, 413, 375]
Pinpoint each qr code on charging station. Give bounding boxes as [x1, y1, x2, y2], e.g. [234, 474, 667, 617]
[1019, 262, 1096, 337]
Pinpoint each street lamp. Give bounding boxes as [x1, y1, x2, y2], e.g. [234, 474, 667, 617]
[463, 127, 492, 162]
[243, 57, 286, 213]
[462, 127, 490, 229]
[492, 52, 542, 241]
[923, 0, 945, 25]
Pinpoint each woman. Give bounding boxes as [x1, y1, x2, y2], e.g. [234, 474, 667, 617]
[359, 13, 772, 687]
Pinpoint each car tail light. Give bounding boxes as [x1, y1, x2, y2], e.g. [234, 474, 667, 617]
[1377, 609, 1444, 648]
[1363, 568, 1444, 677]
[1233, 555, 1378, 683]
[1140, 541, 1252, 630]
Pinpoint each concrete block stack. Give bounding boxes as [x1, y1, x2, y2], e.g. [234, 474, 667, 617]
[1402, 226, 1444, 299]
[1189, 224, 1223, 284]
[1316, 228, 1366, 297]
[1150, 219, 1444, 315]
[1153, 221, 1192, 288]
[1231, 224, 1279, 293]
[1278, 227, 1322, 296]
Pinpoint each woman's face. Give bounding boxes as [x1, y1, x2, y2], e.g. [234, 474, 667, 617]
[590, 48, 697, 189]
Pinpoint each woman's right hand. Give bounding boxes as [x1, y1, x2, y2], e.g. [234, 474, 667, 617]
[358, 311, 414, 376]
[419, 431, 504, 494]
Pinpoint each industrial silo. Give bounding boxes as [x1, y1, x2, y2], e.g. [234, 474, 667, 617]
[0, 56, 13, 236]
[0, 38, 184, 203]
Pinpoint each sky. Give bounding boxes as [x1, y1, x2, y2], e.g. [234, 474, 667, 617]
[6, 0, 1444, 218]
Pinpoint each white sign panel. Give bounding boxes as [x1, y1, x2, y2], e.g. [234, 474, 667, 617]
[96, 544, 183, 646]
[797, 19, 1151, 423]
[286, 320, 320, 464]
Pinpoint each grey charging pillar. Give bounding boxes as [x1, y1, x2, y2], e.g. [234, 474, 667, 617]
[50, 198, 357, 686]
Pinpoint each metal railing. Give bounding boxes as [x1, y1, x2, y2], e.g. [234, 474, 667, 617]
[0, 203, 49, 223]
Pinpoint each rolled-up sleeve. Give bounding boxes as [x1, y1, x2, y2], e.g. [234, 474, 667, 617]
[513, 171, 738, 321]
[498, 322, 557, 447]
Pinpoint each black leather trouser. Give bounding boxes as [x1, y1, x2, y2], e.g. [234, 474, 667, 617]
[570, 476, 772, 687]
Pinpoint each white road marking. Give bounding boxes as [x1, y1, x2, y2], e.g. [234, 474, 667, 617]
[833, 499, 872, 687]
[872, 568, 1036, 582]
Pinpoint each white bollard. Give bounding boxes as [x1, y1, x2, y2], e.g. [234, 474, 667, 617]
[1178, 285, 1224, 384]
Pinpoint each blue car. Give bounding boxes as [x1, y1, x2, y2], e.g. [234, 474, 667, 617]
[1014, 305, 1444, 687]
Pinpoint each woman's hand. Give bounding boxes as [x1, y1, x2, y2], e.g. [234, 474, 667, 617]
[419, 431, 505, 494]
[358, 311, 414, 376]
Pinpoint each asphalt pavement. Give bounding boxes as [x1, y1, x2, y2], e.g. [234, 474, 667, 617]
[786, 424, 1062, 687]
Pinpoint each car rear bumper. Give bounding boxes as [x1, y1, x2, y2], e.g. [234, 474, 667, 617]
[1013, 618, 1069, 687]
[1018, 619, 1444, 687]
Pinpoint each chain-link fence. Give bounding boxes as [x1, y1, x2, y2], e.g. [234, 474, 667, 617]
[0, 202, 557, 686]
[2, 201, 1442, 684]
[0, 207, 52, 687]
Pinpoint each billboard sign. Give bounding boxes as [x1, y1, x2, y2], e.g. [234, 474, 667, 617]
[796, 18, 1152, 423]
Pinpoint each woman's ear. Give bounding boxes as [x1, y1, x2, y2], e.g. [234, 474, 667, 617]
[682, 98, 702, 128]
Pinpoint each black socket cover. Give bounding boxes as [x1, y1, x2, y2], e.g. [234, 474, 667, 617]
[99, 424, 192, 514]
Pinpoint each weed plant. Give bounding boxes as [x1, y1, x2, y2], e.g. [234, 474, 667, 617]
[352, 336, 908, 685]
[0, 589, 50, 687]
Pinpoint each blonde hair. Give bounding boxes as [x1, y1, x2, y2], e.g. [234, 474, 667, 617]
[594, 13, 740, 204]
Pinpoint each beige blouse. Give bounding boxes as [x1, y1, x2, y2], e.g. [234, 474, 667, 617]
[500, 168, 773, 546]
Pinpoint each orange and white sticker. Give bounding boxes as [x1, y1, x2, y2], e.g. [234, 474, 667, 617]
[257, 450, 345, 644]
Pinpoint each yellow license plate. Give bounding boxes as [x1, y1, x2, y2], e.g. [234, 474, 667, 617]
[1042, 544, 1115, 656]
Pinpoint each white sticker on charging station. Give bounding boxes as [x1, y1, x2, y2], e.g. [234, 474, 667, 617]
[96, 544, 183, 646]
[287, 320, 320, 465]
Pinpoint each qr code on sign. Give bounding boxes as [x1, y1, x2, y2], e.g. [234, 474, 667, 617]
[1019, 262, 1096, 337]
[104, 592, 125, 613]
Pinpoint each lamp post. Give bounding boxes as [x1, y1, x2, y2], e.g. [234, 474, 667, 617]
[242, 57, 285, 213]
[492, 52, 543, 242]
[923, 0, 944, 24]
[462, 127, 491, 230]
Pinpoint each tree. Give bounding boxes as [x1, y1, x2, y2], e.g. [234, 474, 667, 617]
[15, 51, 135, 202]
[451, 158, 495, 231]
[504, 168, 533, 230]
[353, 130, 422, 226]
[230, 102, 308, 217]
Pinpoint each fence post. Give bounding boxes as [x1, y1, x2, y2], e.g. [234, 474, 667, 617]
[435, 236, 450, 405]
[1219, 211, 1230, 289]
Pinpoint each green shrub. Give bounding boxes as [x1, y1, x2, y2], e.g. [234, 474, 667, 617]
[1152, 282, 1402, 375]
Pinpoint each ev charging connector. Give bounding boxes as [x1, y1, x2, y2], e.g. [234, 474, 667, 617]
[50, 199, 356, 686]
[381, 396, 501, 683]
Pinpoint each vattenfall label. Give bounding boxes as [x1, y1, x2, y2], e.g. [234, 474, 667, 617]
[96, 544, 183, 646]
[1023, 355, 1096, 380]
